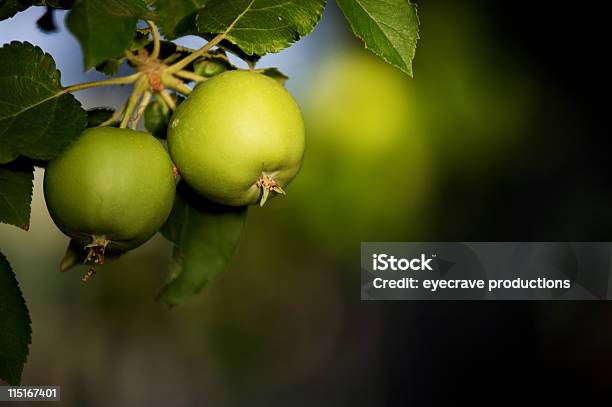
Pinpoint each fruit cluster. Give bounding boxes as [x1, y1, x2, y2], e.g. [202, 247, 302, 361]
[44, 70, 305, 273]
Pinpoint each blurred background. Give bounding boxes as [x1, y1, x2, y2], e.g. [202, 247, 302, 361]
[1, 1, 612, 404]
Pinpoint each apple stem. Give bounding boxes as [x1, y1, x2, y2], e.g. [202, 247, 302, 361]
[256, 173, 285, 207]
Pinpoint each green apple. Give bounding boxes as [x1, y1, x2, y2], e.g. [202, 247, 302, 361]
[167, 70, 305, 207]
[44, 127, 176, 254]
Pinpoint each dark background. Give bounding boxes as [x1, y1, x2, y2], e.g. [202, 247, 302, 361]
[385, 2, 612, 404]
[1, 0, 611, 405]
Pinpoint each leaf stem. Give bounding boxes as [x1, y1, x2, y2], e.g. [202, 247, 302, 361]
[166, 33, 226, 74]
[174, 70, 207, 83]
[120, 76, 148, 128]
[63, 73, 141, 93]
[146, 20, 161, 60]
[158, 90, 177, 110]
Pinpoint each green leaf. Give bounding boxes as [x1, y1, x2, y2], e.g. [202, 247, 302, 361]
[0, 42, 87, 164]
[86, 108, 114, 127]
[0, 159, 33, 230]
[336, 0, 420, 76]
[65, 0, 147, 69]
[196, 0, 326, 56]
[0, 0, 33, 21]
[160, 182, 247, 307]
[0, 251, 32, 385]
[153, 0, 209, 39]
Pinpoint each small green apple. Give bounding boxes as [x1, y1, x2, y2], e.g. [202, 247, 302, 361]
[167, 70, 305, 207]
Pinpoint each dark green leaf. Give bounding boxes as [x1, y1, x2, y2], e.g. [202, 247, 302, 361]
[0, 251, 32, 385]
[336, 0, 420, 76]
[65, 0, 147, 69]
[86, 108, 114, 127]
[261, 67, 288, 85]
[160, 182, 247, 307]
[0, 159, 33, 230]
[0, 0, 33, 21]
[196, 0, 326, 56]
[0, 42, 87, 164]
[153, 0, 209, 39]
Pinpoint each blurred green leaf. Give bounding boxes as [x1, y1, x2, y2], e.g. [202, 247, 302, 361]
[196, 0, 326, 56]
[0, 0, 33, 21]
[94, 30, 150, 76]
[336, 0, 420, 76]
[0, 159, 33, 230]
[0, 251, 32, 385]
[160, 182, 247, 307]
[154, 0, 209, 39]
[0, 42, 87, 164]
[66, 0, 147, 69]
